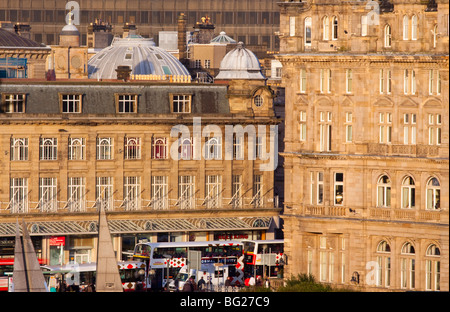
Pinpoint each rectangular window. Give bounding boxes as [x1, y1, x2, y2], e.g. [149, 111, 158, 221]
[204, 60, 211, 69]
[345, 112, 353, 143]
[10, 138, 28, 161]
[403, 114, 417, 145]
[40, 138, 57, 160]
[61, 94, 82, 113]
[123, 176, 141, 211]
[178, 175, 195, 209]
[305, 17, 312, 46]
[317, 172, 324, 205]
[231, 175, 242, 208]
[152, 137, 167, 159]
[252, 174, 263, 208]
[151, 176, 168, 210]
[2, 94, 25, 113]
[205, 175, 221, 209]
[10, 178, 28, 213]
[125, 137, 141, 159]
[67, 177, 85, 212]
[319, 111, 332, 152]
[379, 69, 385, 94]
[39, 177, 57, 212]
[300, 68, 307, 93]
[361, 15, 368, 36]
[411, 70, 416, 95]
[97, 137, 113, 160]
[233, 134, 244, 160]
[289, 16, 295, 37]
[378, 112, 392, 144]
[68, 138, 86, 160]
[386, 70, 392, 94]
[428, 114, 442, 145]
[346, 69, 353, 93]
[334, 173, 344, 206]
[172, 94, 191, 113]
[117, 94, 137, 113]
[96, 176, 113, 211]
[299, 111, 307, 141]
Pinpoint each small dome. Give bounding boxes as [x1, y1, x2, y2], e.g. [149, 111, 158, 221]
[88, 36, 190, 80]
[60, 24, 80, 36]
[210, 31, 236, 44]
[215, 42, 265, 80]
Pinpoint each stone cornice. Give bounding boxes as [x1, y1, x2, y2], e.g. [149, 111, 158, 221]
[280, 151, 449, 163]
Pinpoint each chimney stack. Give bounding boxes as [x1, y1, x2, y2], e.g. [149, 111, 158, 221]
[178, 13, 188, 64]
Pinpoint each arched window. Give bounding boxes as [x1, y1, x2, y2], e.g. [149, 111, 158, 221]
[153, 138, 167, 159]
[401, 242, 416, 289]
[401, 176, 415, 209]
[411, 15, 418, 40]
[305, 17, 312, 46]
[403, 15, 409, 40]
[332, 16, 338, 40]
[376, 240, 391, 287]
[180, 138, 193, 160]
[384, 25, 392, 47]
[426, 177, 440, 210]
[323, 16, 329, 40]
[425, 244, 441, 291]
[377, 175, 391, 208]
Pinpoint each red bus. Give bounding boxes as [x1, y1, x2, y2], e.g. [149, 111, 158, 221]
[0, 258, 46, 291]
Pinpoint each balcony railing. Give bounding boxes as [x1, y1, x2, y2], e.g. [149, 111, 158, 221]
[0, 196, 280, 215]
[293, 205, 446, 224]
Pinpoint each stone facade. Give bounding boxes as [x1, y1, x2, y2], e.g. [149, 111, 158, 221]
[0, 80, 281, 265]
[277, 0, 448, 291]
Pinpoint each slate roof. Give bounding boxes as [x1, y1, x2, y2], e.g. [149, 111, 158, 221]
[0, 28, 47, 48]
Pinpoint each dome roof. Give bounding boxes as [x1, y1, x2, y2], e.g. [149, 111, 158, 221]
[215, 42, 265, 80]
[60, 24, 80, 35]
[88, 35, 190, 80]
[210, 31, 236, 44]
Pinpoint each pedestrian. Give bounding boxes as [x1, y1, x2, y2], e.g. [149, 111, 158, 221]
[249, 275, 255, 286]
[264, 278, 270, 289]
[197, 276, 206, 291]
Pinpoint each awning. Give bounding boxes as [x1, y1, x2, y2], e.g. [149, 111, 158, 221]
[0, 216, 273, 236]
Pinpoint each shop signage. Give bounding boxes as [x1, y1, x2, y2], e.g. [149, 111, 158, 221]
[216, 234, 249, 240]
[49, 236, 65, 246]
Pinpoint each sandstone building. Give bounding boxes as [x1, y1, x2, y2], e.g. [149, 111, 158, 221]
[277, 0, 448, 291]
[0, 39, 281, 266]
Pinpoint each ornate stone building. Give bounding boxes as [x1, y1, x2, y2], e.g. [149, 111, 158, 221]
[0, 41, 281, 266]
[277, 0, 448, 291]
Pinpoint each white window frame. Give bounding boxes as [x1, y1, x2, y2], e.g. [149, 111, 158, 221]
[172, 94, 191, 113]
[39, 177, 57, 212]
[68, 137, 86, 160]
[299, 111, 307, 141]
[61, 94, 81, 113]
[401, 176, 415, 209]
[384, 25, 391, 48]
[231, 174, 243, 208]
[411, 15, 418, 40]
[361, 15, 368, 37]
[67, 177, 85, 212]
[151, 176, 168, 210]
[345, 112, 353, 143]
[377, 175, 391, 208]
[332, 16, 338, 40]
[124, 137, 141, 160]
[403, 15, 409, 40]
[289, 16, 295, 37]
[123, 176, 141, 211]
[96, 176, 114, 211]
[152, 137, 167, 160]
[10, 178, 28, 213]
[40, 138, 58, 160]
[319, 111, 332, 152]
[252, 174, 263, 208]
[426, 177, 440, 210]
[300, 68, 307, 93]
[304, 17, 312, 46]
[378, 112, 392, 144]
[97, 137, 113, 160]
[346, 69, 352, 94]
[117, 94, 137, 113]
[323, 16, 329, 41]
[205, 175, 222, 209]
[178, 175, 195, 209]
[10, 138, 28, 161]
[425, 245, 441, 291]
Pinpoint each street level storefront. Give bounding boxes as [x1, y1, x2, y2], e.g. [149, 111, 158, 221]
[0, 216, 278, 265]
